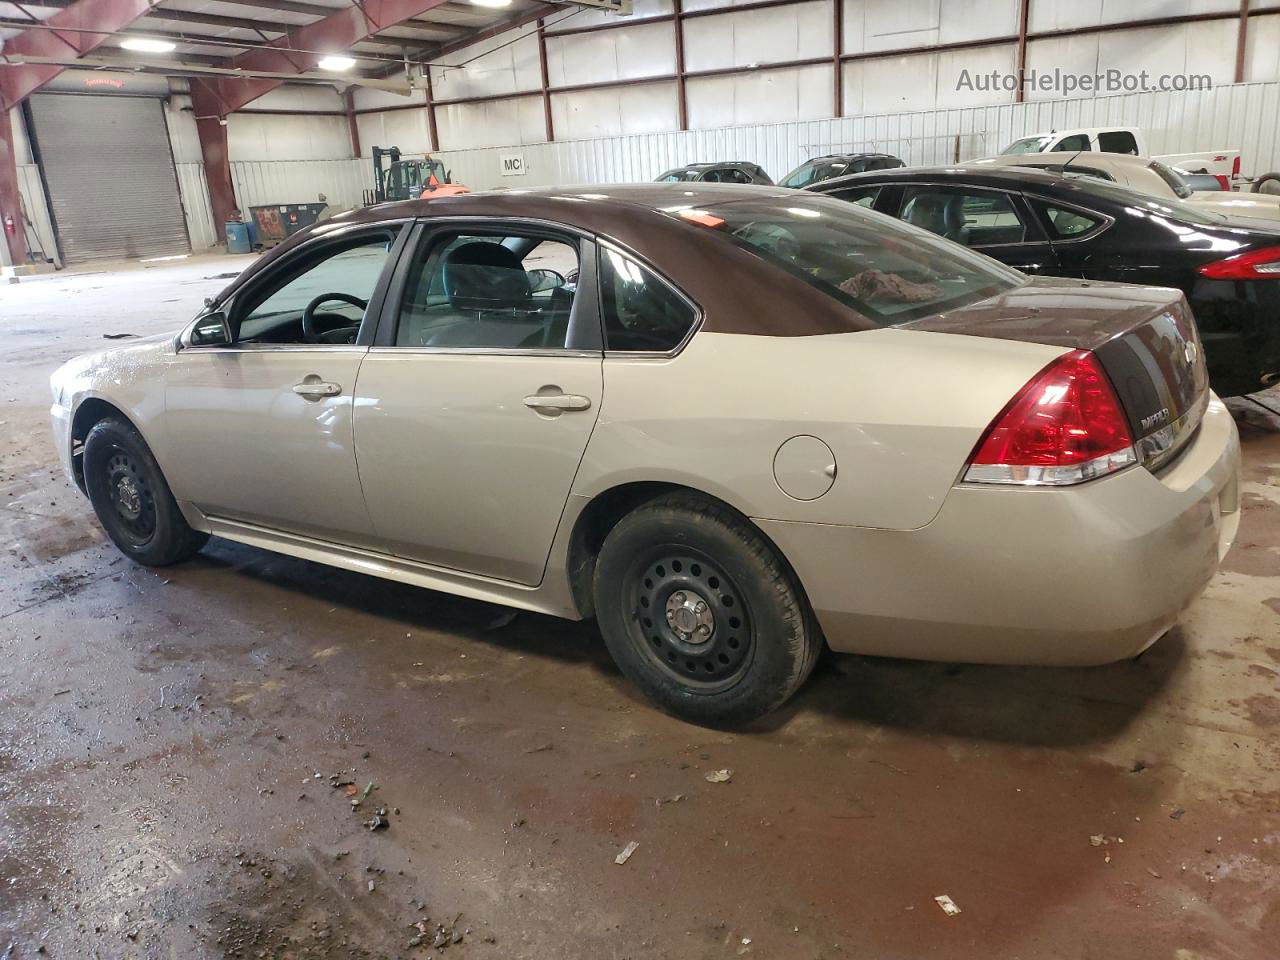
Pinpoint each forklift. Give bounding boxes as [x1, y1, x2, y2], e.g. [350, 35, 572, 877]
[365, 146, 469, 204]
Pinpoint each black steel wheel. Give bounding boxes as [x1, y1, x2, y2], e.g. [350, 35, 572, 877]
[83, 417, 208, 566]
[594, 492, 820, 727]
[626, 548, 754, 693]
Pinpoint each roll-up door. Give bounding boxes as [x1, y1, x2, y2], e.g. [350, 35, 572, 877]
[27, 94, 190, 263]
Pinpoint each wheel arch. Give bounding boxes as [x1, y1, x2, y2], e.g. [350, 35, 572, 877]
[69, 395, 137, 493]
[564, 480, 814, 623]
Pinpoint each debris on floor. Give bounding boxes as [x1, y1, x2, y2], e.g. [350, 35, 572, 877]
[101, 333, 138, 340]
[615, 840, 640, 865]
[705, 769, 733, 783]
[934, 894, 962, 917]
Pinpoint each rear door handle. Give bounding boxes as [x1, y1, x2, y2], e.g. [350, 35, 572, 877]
[293, 380, 342, 399]
[523, 393, 591, 412]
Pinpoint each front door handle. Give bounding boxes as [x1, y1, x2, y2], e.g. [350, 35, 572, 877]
[293, 380, 342, 399]
[523, 393, 591, 412]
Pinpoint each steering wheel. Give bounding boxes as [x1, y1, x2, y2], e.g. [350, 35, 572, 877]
[302, 292, 368, 344]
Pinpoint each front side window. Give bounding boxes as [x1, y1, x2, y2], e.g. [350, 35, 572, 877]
[394, 232, 581, 350]
[673, 194, 1023, 324]
[599, 247, 698, 352]
[900, 187, 1027, 247]
[234, 230, 400, 345]
[1054, 134, 1091, 152]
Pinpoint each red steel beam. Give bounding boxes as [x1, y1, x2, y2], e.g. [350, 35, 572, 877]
[196, 0, 454, 116]
[0, 0, 156, 110]
[831, 0, 842, 117]
[190, 80, 239, 229]
[537, 18, 553, 142]
[1015, 0, 1030, 102]
[1235, 0, 1251, 83]
[673, 0, 687, 130]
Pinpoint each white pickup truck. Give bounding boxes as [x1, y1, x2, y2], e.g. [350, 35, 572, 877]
[1000, 126, 1243, 186]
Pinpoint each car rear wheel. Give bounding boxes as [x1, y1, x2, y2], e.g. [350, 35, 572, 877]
[83, 417, 208, 566]
[593, 493, 820, 726]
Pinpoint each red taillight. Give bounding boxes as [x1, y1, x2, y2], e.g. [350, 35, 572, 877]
[964, 350, 1136, 486]
[1232, 155, 1241, 178]
[1214, 174, 1230, 191]
[1198, 245, 1280, 279]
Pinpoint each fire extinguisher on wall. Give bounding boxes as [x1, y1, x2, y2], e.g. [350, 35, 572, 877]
[2, 213, 15, 238]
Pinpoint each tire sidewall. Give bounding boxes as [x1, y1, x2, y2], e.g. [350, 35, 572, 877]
[595, 501, 811, 726]
[83, 418, 196, 566]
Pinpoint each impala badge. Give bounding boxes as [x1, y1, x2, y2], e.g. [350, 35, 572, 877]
[1141, 407, 1171, 430]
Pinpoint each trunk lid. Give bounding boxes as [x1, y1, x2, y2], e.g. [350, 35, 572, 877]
[905, 276, 1209, 471]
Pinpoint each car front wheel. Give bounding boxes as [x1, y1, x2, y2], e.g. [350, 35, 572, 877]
[83, 417, 208, 566]
[593, 492, 820, 726]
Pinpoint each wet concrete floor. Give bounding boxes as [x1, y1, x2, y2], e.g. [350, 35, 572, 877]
[1, 256, 1278, 959]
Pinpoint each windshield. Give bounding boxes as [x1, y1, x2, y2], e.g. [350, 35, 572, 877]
[1147, 160, 1193, 199]
[657, 169, 702, 182]
[780, 159, 855, 188]
[1002, 135, 1053, 155]
[672, 195, 1024, 324]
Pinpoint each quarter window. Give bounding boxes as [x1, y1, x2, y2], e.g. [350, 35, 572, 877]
[599, 247, 697, 352]
[1037, 203, 1106, 239]
[900, 188, 1027, 247]
[394, 232, 581, 350]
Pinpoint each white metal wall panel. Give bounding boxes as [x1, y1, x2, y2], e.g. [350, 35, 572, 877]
[436, 95, 547, 150]
[28, 94, 190, 263]
[684, 1, 832, 72]
[688, 64, 833, 130]
[229, 159, 368, 211]
[547, 0, 672, 31]
[552, 82, 680, 140]
[1029, 0, 1236, 33]
[429, 26, 541, 101]
[174, 162, 219, 250]
[356, 107, 435, 156]
[546, 21, 676, 86]
[844, 42, 1018, 114]
[227, 113, 352, 161]
[1245, 14, 1280, 82]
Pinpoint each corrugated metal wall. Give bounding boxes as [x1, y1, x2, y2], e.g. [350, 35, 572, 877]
[429, 80, 1280, 190]
[175, 162, 219, 251]
[229, 158, 369, 211]
[14, 164, 57, 266]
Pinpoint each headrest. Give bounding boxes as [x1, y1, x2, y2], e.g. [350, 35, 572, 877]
[444, 241, 531, 312]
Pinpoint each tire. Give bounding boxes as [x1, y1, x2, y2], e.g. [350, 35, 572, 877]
[593, 492, 820, 726]
[83, 417, 208, 566]
[1251, 172, 1280, 195]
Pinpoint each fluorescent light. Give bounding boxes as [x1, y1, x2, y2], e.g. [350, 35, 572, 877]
[120, 37, 176, 53]
[317, 55, 356, 71]
[470, 0, 513, 7]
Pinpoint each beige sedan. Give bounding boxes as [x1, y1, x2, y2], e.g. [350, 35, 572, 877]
[974, 151, 1280, 222]
[49, 186, 1241, 725]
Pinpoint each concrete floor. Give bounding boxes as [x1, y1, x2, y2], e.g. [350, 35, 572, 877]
[1, 256, 1279, 960]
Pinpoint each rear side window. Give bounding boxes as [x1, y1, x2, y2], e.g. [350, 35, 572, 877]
[900, 187, 1027, 247]
[1098, 131, 1140, 154]
[599, 247, 698, 352]
[828, 186, 880, 208]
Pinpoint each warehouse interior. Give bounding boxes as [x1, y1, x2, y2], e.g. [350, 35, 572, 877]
[2, 1, 1280, 958]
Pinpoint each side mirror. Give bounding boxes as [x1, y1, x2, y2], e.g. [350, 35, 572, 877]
[188, 311, 232, 347]
[527, 268, 565, 294]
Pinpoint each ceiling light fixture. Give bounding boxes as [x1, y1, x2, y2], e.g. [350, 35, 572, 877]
[120, 37, 177, 53]
[469, 0, 514, 8]
[318, 55, 356, 71]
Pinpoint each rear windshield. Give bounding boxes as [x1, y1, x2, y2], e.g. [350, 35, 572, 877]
[1057, 175, 1228, 224]
[780, 159, 860, 188]
[657, 169, 702, 182]
[671, 195, 1024, 324]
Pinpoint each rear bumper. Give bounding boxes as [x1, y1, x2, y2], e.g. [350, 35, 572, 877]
[50, 400, 75, 487]
[757, 396, 1241, 666]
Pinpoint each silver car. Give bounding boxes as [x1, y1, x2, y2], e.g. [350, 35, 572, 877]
[49, 185, 1241, 725]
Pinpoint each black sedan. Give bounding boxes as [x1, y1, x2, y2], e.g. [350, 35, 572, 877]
[655, 161, 773, 185]
[778, 152, 904, 189]
[809, 165, 1280, 396]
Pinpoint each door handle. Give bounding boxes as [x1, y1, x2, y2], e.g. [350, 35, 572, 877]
[293, 380, 342, 399]
[523, 393, 591, 412]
